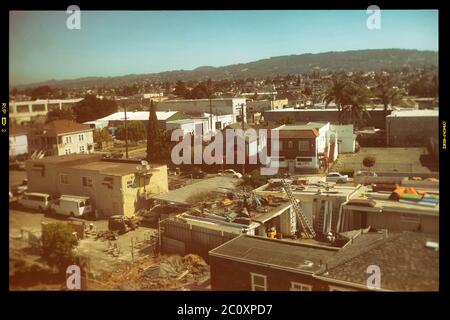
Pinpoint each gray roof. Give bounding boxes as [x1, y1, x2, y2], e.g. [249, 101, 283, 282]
[153, 176, 241, 205]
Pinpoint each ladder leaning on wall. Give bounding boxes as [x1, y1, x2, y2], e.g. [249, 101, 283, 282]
[281, 179, 316, 239]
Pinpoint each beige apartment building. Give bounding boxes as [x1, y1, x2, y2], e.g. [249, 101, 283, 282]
[26, 154, 169, 217]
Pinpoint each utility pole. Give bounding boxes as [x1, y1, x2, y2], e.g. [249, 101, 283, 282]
[240, 103, 246, 175]
[124, 104, 129, 159]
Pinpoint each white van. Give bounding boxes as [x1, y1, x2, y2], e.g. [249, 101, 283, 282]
[18, 192, 53, 211]
[50, 195, 93, 217]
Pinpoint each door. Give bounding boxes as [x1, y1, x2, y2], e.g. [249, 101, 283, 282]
[288, 160, 295, 174]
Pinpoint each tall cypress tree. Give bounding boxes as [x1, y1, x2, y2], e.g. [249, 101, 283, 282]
[147, 100, 160, 161]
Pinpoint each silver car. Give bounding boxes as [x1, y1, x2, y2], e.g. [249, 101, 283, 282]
[326, 172, 349, 183]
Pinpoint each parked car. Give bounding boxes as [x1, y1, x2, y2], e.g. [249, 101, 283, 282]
[49, 195, 92, 217]
[12, 179, 28, 195]
[354, 170, 377, 177]
[18, 192, 54, 211]
[218, 169, 243, 179]
[325, 172, 348, 183]
[108, 215, 137, 235]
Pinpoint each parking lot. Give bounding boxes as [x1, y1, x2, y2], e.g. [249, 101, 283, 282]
[331, 147, 435, 174]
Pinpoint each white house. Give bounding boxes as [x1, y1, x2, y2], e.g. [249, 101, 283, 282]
[9, 125, 29, 157]
[28, 120, 94, 156]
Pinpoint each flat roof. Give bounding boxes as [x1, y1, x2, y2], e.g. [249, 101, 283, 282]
[91, 111, 180, 122]
[388, 110, 438, 117]
[28, 154, 164, 176]
[153, 176, 241, 205]
[210, 232, 384, 274]
[348, 186, 439, 215]
[274, 123, 327, 131]
[254, 180, 361, 198]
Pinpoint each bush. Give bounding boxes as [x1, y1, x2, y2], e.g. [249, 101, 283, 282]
[362, 156, 376, 171]
[41, 223, 78, 272]
[242, 169, 270, 188]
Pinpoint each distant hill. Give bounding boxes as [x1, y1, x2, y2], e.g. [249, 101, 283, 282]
[14, 49, 438, 89]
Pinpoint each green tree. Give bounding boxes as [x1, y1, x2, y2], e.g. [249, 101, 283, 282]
[242, 170, 269, 188]
[115, 121, 147, 142]
[30, 85, 53, 100]
[46, 108, 75, 123]
[147, 100, 162, 161]
[41, 222, 78, 272]
[174, 81, 188, 97]
[73, 95, 118, 123]
[363, 156, 376, 173]
[93, 128, 113, 147]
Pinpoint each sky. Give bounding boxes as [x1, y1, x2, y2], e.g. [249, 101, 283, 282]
[9, 10, 438, 86]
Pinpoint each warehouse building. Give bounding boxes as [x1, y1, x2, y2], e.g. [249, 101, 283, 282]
[386, 110, 439, 146]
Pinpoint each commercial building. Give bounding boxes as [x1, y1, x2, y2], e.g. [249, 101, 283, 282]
[339, 185, 439, 235]
[156, 98, 247, 123]
[263, 109, 387, 129]
[209, 230, 438, 291]
[254, 179, 361, 235]
[386, 110, 439, 147]
[10, 98, 83, 124]
[28, 120, 95, 156]
[83, 111, 188, 130]
[25, 154, 169, 217]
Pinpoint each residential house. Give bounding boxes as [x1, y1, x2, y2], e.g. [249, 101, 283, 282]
[28, 120, 94, 156]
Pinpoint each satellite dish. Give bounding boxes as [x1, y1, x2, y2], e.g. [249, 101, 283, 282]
[141, 160, 149, 166]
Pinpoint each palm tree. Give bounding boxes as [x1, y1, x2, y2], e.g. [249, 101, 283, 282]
[324, 76, 349, 113]
[374, 74, 402, 117]
[338, 82, 371, 129]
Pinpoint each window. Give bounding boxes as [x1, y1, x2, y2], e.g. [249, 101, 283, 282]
[298, 140, 309, 151]
[82, 176, 93, 187]
[250, 273, 267, 291]
[296, 157, 312, 162]
[80, 146, 85, 153]
[288, 141, 294, 149]
[60, 174, 69, 184]
[65, 136, 72, 144]
[79, 134, 84, 141]
[32, 104, 45, 112]
[279, 141, 283, 151]
[58, 136, 63, 145]
[290, 282, 312, 291]
[65, 149, 71, 155]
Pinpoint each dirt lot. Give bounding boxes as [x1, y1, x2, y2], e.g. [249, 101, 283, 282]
[9, 204, 159, 287]
[331, 147, 436, 174]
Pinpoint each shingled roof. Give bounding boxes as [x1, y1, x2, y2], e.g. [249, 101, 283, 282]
[35, 120, 93, 136]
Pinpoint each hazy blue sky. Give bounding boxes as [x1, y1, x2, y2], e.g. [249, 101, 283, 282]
[10, 10, 438, 86]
